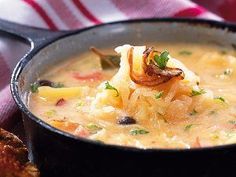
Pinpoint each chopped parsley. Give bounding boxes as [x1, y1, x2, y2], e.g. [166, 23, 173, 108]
[30, 81, 63, 93]
[189, 109, 198, 116]
[75, 101, 84, 110]
[30, 83, 39, 93]
[190, 88, 206, 97]
[212, 134, 219, 140]
[130, 128, 149, 135]
[228, 120, 236, 125]
[214, 96, 225, 102]
[44, 110, 56, 117]
[184, 124, 194, 131]
[154, 51, 170, 69]
[105, 81, 119, 97]
[155, 91, 164, 99]
[179, 50, 192, 55]
[86, 123, 102, 134]
[76, 101, 83, 107]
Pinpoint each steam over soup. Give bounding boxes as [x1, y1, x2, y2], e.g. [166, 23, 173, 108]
[28, 43, 236, 149]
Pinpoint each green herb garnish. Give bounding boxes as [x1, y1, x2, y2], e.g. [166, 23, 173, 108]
[212, 134, 219, 140]
[45, 110, 56, 117]
[76, 101, 84, 107]
[30, 83, 39, 93]
[105, 81, 119, 97]
[86, 123, 102, 134]
[130, 129, 149, 135]
[154, 51, 170, 69]
[214, 96, 225, 102]
[229, 120, 236, 125]
[155, 91, 164, 99]
[75, 101, 84, 110]
[184, 124, 194, 131]
[190, 88, 206, 97]
[30, 81, 63, 93]
[189, 109, 198, 116]
[179, 50, 192, 55]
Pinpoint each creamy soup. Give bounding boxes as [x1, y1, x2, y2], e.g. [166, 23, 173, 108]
[28, 43, 236, 149]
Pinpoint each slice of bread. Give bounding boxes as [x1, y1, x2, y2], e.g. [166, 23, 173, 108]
[0, 128, 40, 177]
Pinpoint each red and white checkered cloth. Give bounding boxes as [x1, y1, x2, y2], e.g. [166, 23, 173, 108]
[0, 0, 226, 129]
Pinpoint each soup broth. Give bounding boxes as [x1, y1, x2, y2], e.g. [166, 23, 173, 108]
[28, 42, 236, 149]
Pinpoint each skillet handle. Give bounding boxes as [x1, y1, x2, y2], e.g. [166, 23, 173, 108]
[0, 19, 66, 48]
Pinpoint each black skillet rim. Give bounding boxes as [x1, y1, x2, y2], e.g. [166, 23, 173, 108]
[10, 18, 236, 153]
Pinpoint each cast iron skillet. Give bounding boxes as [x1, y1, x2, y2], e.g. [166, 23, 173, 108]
[1, 18, 236, 177]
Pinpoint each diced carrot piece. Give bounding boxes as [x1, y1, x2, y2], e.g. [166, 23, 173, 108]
[50, 120, 79, 134]
[74, 125, 90, 138]
[73, 71, 102, 81]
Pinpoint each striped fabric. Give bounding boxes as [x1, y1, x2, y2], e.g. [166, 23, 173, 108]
[0, 0, 223, 129]
[194, 0, 236, 22]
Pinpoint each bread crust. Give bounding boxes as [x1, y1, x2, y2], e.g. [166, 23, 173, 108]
[0, 128, 40, 177]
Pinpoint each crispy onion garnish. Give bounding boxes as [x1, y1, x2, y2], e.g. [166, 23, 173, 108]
[128, 47, 184, 86]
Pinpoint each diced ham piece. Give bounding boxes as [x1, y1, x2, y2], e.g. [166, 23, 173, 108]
[56, 98, 66, 106]
[73, 71, 102, 81]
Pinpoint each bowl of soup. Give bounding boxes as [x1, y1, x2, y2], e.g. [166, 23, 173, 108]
[11, 19, 236, 177]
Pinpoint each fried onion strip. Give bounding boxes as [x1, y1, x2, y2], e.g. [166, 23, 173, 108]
[128, 47, 184, 86]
